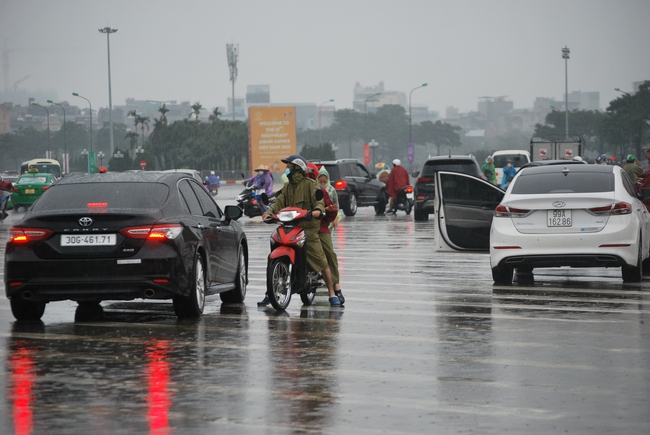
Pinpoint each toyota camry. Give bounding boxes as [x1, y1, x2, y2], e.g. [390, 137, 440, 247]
[5, 172, 248, 321]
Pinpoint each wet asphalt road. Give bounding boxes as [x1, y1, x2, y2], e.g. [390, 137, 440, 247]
[1, 184, 649, 434]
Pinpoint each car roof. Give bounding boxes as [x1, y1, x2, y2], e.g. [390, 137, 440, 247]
[55, 171, 192, 185]
[518, 163, 615, 175]
[519, 160, 588, 170]
[425, 155, 477, 161]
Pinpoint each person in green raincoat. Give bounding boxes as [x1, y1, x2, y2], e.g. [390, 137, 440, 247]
[482, 155, 498, 185]
[259, 155, 340, 307]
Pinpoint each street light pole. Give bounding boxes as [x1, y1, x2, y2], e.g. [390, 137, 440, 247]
[318, 99, 334, 145]
[31, 102, 50, 157]
[99, 27, 117, 158]
[409, 83, 428, 145]
[47, 100, 66, 174]
[73, 93, 92, 153]
[562, 46, 570, 138]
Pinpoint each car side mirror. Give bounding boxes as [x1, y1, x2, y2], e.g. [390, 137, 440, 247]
[224, 204, 243, 222]
[412, 170, 420, 178]
[315, 188, 324, 201]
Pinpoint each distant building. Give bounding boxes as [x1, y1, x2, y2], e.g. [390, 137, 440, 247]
[246, 85, 270, 105]
[567, 91, 600, 111]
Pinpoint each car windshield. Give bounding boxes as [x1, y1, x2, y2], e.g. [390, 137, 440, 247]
[421, 160, 477, 177]
[494, 154, 528, 167]
[511, 172, 615, 194]
[32, 182, 170, 211]
[18, 176, 48, 184]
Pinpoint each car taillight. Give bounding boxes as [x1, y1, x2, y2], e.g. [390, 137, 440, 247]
[417, 177, 433, 184]
[334, 180, 347, 190]
[42, 185, 50, 192]
[12, 186, 18, 193]
[120, 224, 183, 240]
[9, 227, 53, 243]
[494, 204, 530, 217]
[589, 202, 631, 215]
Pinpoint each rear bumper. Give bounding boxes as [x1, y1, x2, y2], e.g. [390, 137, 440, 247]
[5, 249, 189, 302]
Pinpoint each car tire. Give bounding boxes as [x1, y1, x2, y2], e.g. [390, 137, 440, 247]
[173, 254, 206, 318]
[414, 208, 428, 221]
[220, 245, 247, 303]
[10, 297, 46, 321]
[74, 301, 104, 322]
[622, 238, 643, 283]
[343, 192, 358, 216]
[267, 257, 292, 310]
[492, 265, 513, 284]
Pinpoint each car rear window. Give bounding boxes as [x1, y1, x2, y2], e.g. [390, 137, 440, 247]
[32, 182, 170, 211]
[511, 172, 615, 194]
[493, 154, 528, 168]
[320, 164, 340, 181]
[421, 160, 478, 177]
[18, 176, 49, 184]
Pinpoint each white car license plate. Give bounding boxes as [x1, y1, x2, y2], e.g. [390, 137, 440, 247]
[548, 210, 572, 227]
[61, 234, 117, 246]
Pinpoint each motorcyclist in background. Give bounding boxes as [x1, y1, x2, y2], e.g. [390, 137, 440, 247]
[206, 171, 221, 188]
[242, 165, 273, 214]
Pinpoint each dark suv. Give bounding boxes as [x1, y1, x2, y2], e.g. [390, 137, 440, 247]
[313, 159, 387, 216]
[412, 155, 484, 221]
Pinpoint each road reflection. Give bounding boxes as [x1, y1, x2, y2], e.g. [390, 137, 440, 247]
[8, 340, 36, 435]
[263, 306, 343, 428]
[145, 339, 172, 435]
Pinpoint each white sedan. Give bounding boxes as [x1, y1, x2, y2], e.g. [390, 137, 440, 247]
[432, 164, 650, 284]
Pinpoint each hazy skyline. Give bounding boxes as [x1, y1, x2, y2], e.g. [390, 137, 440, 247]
[1, 0, 648, 116]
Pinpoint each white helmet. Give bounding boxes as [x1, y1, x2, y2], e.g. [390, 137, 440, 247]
[210, 171, 215, 175]
[392, 159, 401, 166]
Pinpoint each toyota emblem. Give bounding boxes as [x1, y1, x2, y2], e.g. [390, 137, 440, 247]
[552, 201, 566, 208]
[79, 217, 93, 227]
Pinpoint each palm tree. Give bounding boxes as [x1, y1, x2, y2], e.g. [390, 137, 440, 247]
[136, 115, 150, 147]
[158, 104, 169, 126]
[127, 110, 140, 135]
[124, 131, 139, 157]
[190, 102, 202, 121]
[209, 107, 222, 123]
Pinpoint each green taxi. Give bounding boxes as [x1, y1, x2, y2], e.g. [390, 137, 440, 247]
[12, 170, 57, 212]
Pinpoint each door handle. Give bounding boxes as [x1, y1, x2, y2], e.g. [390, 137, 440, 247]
[197, 223, 205, 230]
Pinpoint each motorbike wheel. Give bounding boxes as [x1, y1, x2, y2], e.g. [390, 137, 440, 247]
[405, 199, 413, 215]
[267, 257, 292, 311]
[300, 274, 318, 306]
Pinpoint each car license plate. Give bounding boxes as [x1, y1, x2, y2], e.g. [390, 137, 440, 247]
[24, 189, 35, 194]
[548, 210, 572, 227]
[61, 234, 117, 246]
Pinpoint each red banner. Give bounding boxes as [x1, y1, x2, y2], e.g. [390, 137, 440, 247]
[363, 144, 370, 165]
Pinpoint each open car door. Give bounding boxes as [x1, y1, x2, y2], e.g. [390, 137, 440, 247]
[434, 171, 505, 252]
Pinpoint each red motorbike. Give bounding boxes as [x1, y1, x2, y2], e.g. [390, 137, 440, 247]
[263, 196, 324, 311]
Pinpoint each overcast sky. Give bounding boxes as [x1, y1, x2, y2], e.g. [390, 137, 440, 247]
[1, 0, 648, 116]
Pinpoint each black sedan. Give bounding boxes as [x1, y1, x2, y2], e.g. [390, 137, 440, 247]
[5, 172, 248, 321]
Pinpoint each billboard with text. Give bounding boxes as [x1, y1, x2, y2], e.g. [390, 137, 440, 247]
[248, 106, 297, 176]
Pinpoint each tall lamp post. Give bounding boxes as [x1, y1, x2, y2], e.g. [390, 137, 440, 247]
[562, 46, 570, 138]
[318, 99, 334, 145]
[97, 151, 105, 166]
[99, 27, 117, 158]
[409, 83, 428, 145]
[73, 93, 92, 153]
[31, 102, 50, 157]
[47, 100, 66, 174]
[364, 92, 381, 146]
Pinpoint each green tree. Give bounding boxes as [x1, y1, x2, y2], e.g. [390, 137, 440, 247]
[136, 115, 150, 148]
[190, 102, 202, 121]
[329, 109, 363, 158]
[125, 131, 139, 157]
[158, 104, 169, 126]
[300, 142, 336, 161]
[534, 109, 606, 152]
[413, 120, 462, 157]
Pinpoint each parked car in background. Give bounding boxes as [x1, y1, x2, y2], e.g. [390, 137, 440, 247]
[11, 170, 57, 212]
[312, 159, 387, 216]
[163, 169, 204, 186]
[4, 172, 248, 321]
[491, 150, 531, 185]
[412, 155, 484, 221]
[432, 164, 650, 284]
